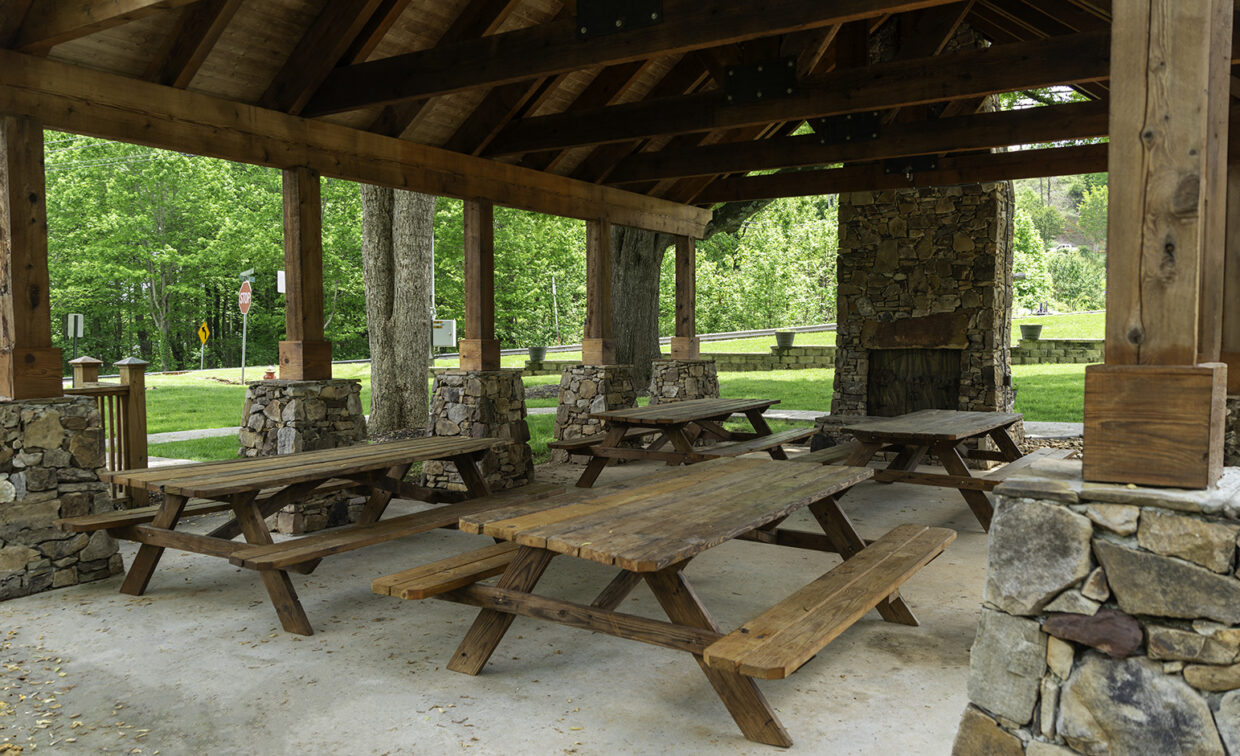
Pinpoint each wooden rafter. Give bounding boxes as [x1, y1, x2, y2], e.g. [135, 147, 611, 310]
[0, 0, 35, 48]
[12, 0, 195, 53]
[143, 0, 243, 88]
[0, 49, 711, 237]
[608, 100, 1109, 184]
[303, 0, 966, 115]
[485, 31, 1111, 156]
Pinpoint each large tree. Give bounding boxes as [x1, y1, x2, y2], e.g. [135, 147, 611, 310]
[360, 186, 435, 435]
[611, 200, 774, 387]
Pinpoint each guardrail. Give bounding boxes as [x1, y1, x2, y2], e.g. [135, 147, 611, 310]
[64, 357, 149, 507]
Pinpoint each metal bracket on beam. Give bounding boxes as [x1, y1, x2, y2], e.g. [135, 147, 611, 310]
[883, 155, 939, 178]
[724, 57, 797, 106]
[810, 112, 881, 145]
[576, 0, 663, 39]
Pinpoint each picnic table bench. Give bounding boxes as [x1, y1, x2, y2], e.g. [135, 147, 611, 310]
[373, 457, 955, 746]
[57, 437, 564, 635]
[557, 397, 812, 487]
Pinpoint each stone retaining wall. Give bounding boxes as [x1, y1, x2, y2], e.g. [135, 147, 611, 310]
[239, 379, 367, 533]
[425, 369, 533, 491]
[552, 365, 637, 463]
[1010, 339, 1104, 365]
[710, 346, 837, 372]
[0, 396, 122, 601]
[648, 359, 719, 404]
[954, 460, 1240, 755]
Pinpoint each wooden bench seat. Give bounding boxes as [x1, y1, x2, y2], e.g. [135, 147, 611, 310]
[548, 427, 658, 451]
[372, 542, 521, 599]
[55, 478, 361, 533]
[228, 482, 563, 571]
[980, 446, 1074, 481]
[703, 523, 956, 680]
[788, 442, 859, 465]
[696, 427, 816, 459]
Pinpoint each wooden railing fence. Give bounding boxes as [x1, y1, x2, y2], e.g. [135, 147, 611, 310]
[65, 356, 149, 507]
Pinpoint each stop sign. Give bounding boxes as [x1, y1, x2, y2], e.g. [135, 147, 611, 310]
[239, 280, 252, 315]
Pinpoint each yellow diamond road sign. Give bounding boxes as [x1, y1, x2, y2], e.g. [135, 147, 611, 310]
[197, 322, 210, 345]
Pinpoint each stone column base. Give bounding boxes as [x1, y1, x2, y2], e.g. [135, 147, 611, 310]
[648, 359, 719, 405]
[552, 364, 637, 463]
[239, 379, 367, 534]
[424, 370, 533, 491]
[0, 395, 122, 601]
[954, 462, 1240, 755]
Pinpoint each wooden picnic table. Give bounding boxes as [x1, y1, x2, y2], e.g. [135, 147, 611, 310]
[62, 436, 535, 636]
[838, 409, 1029, 531]
[374, 457, 955, 747]
[561, 397, 814, 487]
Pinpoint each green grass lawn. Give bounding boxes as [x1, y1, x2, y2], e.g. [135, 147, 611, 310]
[1012, 311, 1104, 342]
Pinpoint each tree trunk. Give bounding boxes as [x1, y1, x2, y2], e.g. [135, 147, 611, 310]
[609, 200, 774, 389]
[360, 185, 434, 435]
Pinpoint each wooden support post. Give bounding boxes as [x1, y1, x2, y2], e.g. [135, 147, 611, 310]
[460, 199, 500, 371]
[1084, 0, 1232, 488]
[116, 357, 149, 507]
[69, 356, 102, 387]
[1222, 165, 1240, 394]
[0, 115, 61, 399]
[278, 166, 331, 380]
[582, 219, 615, 365]
[670, 235, 699, 360]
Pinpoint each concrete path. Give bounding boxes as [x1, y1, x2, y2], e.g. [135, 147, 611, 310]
[147, 426, 238, 444]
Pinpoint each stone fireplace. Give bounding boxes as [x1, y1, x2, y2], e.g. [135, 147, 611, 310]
[831, 183, 1016, 423]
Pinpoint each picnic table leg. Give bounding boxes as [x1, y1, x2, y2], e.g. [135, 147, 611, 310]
[644, 565, 793, 748]
[987, 427, 1025, 462]
[877, 444, 929, 484]
[808, 495, 919, 626]
[448, 546, 556, 675]
[843, 441, 883, 467]
[119, 493, 188, 596]
[451, 453, 492, 499]
[229, 491, 315, 636]
[591, 570, 644, 611]
[933, 441, 994, 532]
[576, 426, 627, 488]
[357, 462, 415, 525]
[663, 426, 699, 465]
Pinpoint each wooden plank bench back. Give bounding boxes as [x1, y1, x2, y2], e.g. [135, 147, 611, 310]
[703, 524, 956, 680]
[372, 542, 521, 599]
[229, 482, 564, 571]
[696, 427, 815, 459]
[55, 478, 361, 533]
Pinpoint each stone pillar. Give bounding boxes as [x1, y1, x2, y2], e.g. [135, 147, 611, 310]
[648, 359, 719, 405]
[424, 369, 532, 491]
[552, 364, 636, 463]
[239, 379, 366, 533]
[954, 461, 1240, 755]
[1228, 397, 1240, 466]
[0, 396, 122, 601]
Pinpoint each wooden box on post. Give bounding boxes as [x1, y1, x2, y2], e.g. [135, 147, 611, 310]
[1083, 363, 1227, 489]
[459, 339, 500, 371]
[0, 347, 63, 400]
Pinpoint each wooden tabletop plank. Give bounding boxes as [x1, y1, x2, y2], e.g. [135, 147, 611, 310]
[105, 437, 499, 497]
[841, 410, 1022, 442]
[589, 398, 779, 425]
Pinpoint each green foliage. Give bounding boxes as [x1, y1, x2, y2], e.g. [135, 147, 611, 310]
[1013, 210, 1053, 310]
[1077, 184, 1109, 251]
[1049, 248, 1107, 311]
[1067, 172, 1108, 210]
[1016, 188, 1065, 247]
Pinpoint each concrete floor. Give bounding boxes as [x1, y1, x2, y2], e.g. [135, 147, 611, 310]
[1, 459, 988, 755]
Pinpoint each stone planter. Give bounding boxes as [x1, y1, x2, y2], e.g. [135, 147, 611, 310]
[1020, 324, 1044, 341]
[774, 331, 795, 349]
[528, 346, 547, 364]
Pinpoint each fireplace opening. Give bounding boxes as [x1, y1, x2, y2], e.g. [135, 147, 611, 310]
[866, 349, 962, 417]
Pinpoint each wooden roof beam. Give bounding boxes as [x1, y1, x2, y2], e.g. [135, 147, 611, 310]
[303, 0, 967, 115]
[0, 49, 710, 237]
[0, 0, 35, 48]
[143, 0, 243, 88]
[12, 0, 196, 53]
[695, 143, 1110, 203]
[608, 99, 1110, 184]
[485, 31, 1112, 156]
